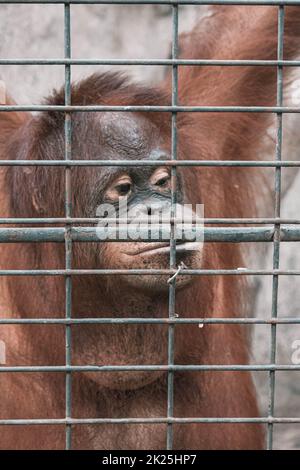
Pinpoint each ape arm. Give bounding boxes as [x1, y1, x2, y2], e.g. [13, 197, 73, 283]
[179, 6, 300, 103]
[177, 6, 300, 162]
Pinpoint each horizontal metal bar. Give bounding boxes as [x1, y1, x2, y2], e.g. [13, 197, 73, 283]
[1, 105, 300, 113]
[1, 59, 300, 67]
[0, 317, 299, 324]
[0, 226, 299, 242]
[0, 417, 299, 426]
[0, 268, 300, 276]
[0, 0, 300, 6]
[1, 160, 300, 167]
[0, 217, 300, 225]
[1, 365, 300, 372]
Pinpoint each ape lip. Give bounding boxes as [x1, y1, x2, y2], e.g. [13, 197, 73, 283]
[123, 241, 202, 256]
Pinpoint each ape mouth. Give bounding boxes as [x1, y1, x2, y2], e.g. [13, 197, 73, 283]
[123, 241, 202, 256]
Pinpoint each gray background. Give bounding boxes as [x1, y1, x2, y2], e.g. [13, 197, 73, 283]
[0, 4, 299, 449]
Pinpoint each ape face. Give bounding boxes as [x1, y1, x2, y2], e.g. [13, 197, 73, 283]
[8, 78, 202, 295]
[74, 112, 203, 292]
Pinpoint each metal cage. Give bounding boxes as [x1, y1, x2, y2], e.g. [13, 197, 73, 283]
[0, 0, 300, 451]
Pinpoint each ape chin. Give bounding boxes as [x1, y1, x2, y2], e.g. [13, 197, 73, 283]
[100, 240, 203, 293]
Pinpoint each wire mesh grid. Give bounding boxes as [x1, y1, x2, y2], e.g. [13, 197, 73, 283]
[0, 0, 300, 451]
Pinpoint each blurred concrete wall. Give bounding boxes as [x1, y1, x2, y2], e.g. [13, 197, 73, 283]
[0, 3, 299, 449]
[0, 4, 203, 103]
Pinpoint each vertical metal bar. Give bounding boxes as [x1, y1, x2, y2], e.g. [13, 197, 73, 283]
[167, 3, 179, 451]
[64, 1, 72, 451]
[267, 5, 284, 450]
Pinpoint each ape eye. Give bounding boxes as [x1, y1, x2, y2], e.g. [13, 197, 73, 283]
[155, 176, 169, 187]
[150, 168, 171, 190]
[104, 176, 132, 201]
[115, 183, 132, 196]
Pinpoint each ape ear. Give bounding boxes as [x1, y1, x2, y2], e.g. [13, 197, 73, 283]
[0, 81, 31, 157]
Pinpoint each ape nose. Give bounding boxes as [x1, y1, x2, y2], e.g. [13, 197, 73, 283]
[141, 200, 171, 217]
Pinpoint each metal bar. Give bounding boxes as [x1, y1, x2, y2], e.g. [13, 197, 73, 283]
[1, 317, 300, 325]
[166, 3, 178, 450]
[64, 3, 72, 450]
[267, 5, 285, 450]
[0, 268, 300, 275]
[1, 417, 300, 426]
[1, 225, 300, 242]
[1, 104, 300, 112]
[1, 160, 300, 167]
[0, 0, 300, 5]
[1, 59, 300, 66]
[1, 217, 300, 224]
[1, 364, 300, 372]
